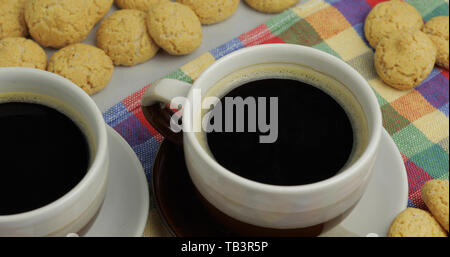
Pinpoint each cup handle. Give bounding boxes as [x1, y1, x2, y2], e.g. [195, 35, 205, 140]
[141, 78, 191, 145]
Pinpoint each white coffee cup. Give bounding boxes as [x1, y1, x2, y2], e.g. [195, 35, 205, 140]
[0, 68, 109, 236]
[141, 44, 382, 231]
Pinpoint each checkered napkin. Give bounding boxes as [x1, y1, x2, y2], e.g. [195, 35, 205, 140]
[103, 0, 449, 211]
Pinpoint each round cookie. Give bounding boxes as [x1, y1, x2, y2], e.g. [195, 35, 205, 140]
[244, 0, 299, 14]
[374, 30, 436, 90]
[388, 208, 447, 237]
[89, 0, 114, 24]
[423, 16, 449, 70]
[47, 44, 114, 95]
[146, 2, 202, 55]
[364, 1, 423, 48]
[177, 0, 240, 25]
[96, 9, 159, 66]
[0, 37, 47, 70]
[24, 0, 95, 49]
[0, 0, 28, 40]
[422, 179, 449, 232]
[115, 0, 169, 12]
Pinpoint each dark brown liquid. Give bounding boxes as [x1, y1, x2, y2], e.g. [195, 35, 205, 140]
[206, 78, 354, 186]
[0, 102, 90, 215]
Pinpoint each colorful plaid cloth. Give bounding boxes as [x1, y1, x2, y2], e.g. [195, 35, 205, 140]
[103, 0, 449, 211]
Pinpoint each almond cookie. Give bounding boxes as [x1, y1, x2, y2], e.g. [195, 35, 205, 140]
[177, 0, 240, 25]
[0, 0, 28, 40]
[374, 30, 436, 90]
[423, 16, 449, 70]
[115, 0, 169, 12]
[422, 179, 449, 232]
[244, 0, 299, 14]
[89, 0, 114, 24]
[47, 44, 114, 95]
[147, 2, 202, 55]
[0, 37, 47, 70]
[96, 9, 159, 66]
[388, 208, 447, 237]
[364, 1, 423, 48]
[24, 0, 94, 49]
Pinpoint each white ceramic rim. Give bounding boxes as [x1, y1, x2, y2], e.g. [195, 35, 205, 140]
[0, 68, 108, 222]
[184, 44, 383, 194]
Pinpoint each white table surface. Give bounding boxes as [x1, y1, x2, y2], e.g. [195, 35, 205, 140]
[43, 1, 308, 113]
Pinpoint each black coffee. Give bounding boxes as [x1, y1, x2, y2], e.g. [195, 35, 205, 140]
[0, 102, 90, 215]
[206, 78, 354, 186]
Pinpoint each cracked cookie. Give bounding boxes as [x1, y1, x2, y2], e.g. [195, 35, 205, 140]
[0, 0, 28, 40]
[24, 0, 95, 49]
[146, 1, 202, 55]
[422, 179, 449, 232]
[0, 37, 47, 70]
[423, 16, 449, 70]
[96, 9, 159, 66]
[47, 44, 114, 95]
[177, 0, 240, 25]
[388, 208, 447, 237]
[374, 29, 436, 90]
[364, 0, 423, 48]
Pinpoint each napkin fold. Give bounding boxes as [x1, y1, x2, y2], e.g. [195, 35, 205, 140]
[103, 0, 449, 213]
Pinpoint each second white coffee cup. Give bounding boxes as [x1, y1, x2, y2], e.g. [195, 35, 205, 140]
[142, 44, 382, 230]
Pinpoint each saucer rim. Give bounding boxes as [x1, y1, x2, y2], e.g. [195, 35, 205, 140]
[80, 126, 149, 237]
[150, 128, 409, 237]
[338, 128, 408, 236]
[108, 126, 150, 237]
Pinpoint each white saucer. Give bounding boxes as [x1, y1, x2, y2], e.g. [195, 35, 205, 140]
[322, 129, 409, 237]
[78, 126, 149, 237]
[145, 128, 409, 237]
